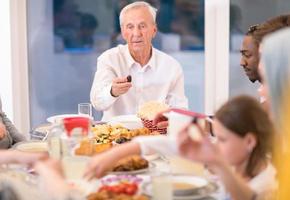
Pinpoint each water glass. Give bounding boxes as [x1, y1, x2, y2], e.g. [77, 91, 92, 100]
[152, 173, 173, 200]
[62, 156, 89, 180]
[78, 103, 92, 117]
[166, 111, 192, 140]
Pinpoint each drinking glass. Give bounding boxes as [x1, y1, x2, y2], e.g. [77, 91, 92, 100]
[62, 156, 89, 180]
[78, 103, 92, 117]
[166, 111, 192, 140]
[152, 173, 173, 200]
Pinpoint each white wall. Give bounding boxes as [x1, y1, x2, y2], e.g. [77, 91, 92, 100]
[10, 0, 30, 135]
[0, 0, 13, 120]
[0, 0, 30, 135]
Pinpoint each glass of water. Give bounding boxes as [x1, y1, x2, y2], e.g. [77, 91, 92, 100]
[152, 172, 173, 200]
[62, 156, 90, 180]
[78, 103, 92, 118]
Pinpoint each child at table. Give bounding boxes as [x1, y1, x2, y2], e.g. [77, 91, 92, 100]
[83, 95, 277, 200]
[178, 96, 277, 200]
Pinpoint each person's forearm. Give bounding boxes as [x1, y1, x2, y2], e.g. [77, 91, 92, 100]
[134, 135, 178, 156]
[38, 168, 78, 200]
[107, 142, 141, 162]
[0, 150, 43, 165]
[214, 160, 256, 200]
[0, 112, 26, 142]
[0, 150, 21, 164]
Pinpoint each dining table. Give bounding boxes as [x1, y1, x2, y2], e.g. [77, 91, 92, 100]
[0, 116, 226, 200]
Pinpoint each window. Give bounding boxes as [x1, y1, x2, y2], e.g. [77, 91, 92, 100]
[229, 0, 290, 98]
[27, 0, 205, 127]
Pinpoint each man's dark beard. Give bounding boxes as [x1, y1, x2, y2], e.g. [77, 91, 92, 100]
[249, 77, 257, 83]
[249, 71, 262, 83]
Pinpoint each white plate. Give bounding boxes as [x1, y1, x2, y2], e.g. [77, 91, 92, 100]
[107, 115, 143, 130]
[143, 153, 159, 161]
[143, 175, 211, 200]
[67, 180, 100, 195]
[47, 114, 93, 123]
[13, 141, 48, 153]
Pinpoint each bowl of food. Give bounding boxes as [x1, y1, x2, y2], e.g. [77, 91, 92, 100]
[87, 174, 149, 200]
[143, 175, 214, 199]
[172, 175, 208, 196]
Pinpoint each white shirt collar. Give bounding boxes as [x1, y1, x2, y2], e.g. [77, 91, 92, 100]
[124, 44, 156, 71]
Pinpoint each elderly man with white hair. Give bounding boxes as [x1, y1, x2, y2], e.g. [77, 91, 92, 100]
[90, 1, 188, 121]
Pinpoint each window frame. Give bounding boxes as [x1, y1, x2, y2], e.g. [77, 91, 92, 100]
[205, 0, 230, 115]
[8, 0, 230, 132]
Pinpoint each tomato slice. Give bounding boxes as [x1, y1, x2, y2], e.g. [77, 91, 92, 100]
[125, 185, 137, 195]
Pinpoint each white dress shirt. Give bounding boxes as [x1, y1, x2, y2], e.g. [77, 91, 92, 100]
[90, 44, 188, 121]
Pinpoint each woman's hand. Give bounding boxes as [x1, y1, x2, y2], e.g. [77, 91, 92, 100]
[83, 151, 116, 180]
[16, 151, 48, 165]
[153, 109, 170, 129]
[177, 125, 221, 166]
[0, 122, 7, 140]
[34, 159, 71, 199]
[84, 142, 141, 180]
[0, 150, 48, 165]
[34, 158, 64, 179]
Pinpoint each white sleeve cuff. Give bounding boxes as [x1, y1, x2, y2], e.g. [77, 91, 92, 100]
[104, 83, 117, 103]
[91, 84, 117, 111]
[133, 135, 178, 156]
